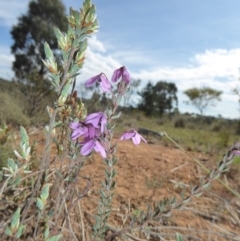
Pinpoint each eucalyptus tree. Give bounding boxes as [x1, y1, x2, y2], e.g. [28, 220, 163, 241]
[11, 0, 67, 115]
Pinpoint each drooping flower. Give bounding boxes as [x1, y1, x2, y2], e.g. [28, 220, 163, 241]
[85, 73, 111, 92]
[70, 122, 85, 140]
[70, 122, 96, 140]
[120, 129, 147, 145]
[80, 139, 107, 158]
[85, 112, 107, 133]
[229, 142, 240, 157]
[111, 66, 130, 84]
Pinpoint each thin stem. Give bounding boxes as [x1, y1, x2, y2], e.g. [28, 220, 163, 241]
[0, 175, 12, 198]
[163, 131, 240, 199]
[77, 187, 85, 241]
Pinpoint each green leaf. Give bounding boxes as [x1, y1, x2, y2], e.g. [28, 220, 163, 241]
[175, 232, 184, 241]
[15, 224, 25, 239]
[37, 198, 44, 210]
[54, 27, 63, 42]
[116, 95, 122, 105]
[5, 226, 12, 237]
[61, 50, 69, 62]
[7, 158, 17, 170]
[80, 39, 88, 52]
[20, 126, 29, 147]
[111, 111, 121, 120]
[44, 226, 50, 239]
[61, 80, 71, 99]
[11, 207, 21, 231]
[47, 234, 63, 241]
[40, 183, 51, 200]
[50, 74, 60, 88]
[44, 42, 54, 59]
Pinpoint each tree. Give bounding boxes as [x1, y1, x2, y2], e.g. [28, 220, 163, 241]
[11, 0, 68, 116]
[184, 87, 222, 115]
[124, 79, 141, 107]
[138, 81, 178, 116]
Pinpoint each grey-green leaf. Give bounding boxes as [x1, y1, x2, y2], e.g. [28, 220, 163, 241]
[40, 183, 51, 200]
[20, 126, 29, 147]
[15, 224, 25, 239]
[176, 232, 184, 241]
[47, 234, 63, 241]
[37, 198, 44, 210]
[44, 42, 54, 59]
[44, 226, 50, 239]
[5, 226, 12, 237]
[11, 207, 21, 231]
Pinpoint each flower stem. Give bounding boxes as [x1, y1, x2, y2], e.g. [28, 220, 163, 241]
[162, 131, 240, 199]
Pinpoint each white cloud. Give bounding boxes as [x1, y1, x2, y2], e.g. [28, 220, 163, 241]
[88, 35, 106, 53]
[0, 33, 240, 118]
[132, 48, 240, 89]
[0, 46, 14, 79]
[0, 1, 28, 26]
[129, 48, 240, 118]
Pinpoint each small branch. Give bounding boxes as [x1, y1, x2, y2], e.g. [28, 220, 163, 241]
[163, 132, 240, 199]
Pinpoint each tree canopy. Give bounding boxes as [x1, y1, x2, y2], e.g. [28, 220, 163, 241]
[11, 0, 68, 115]
[184, 87, 222, 115]
[138, 81, 178, 116]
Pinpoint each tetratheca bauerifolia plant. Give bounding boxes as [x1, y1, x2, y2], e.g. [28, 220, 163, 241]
[1, 0, 240, 240]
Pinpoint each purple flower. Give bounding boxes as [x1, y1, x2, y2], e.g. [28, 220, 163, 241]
[80, 139, 106, 158]
[85, 73, 111, 92]
[120, 129, 147, 145]
[70, 122, 85, 140]
[85, 112, 107, 133]
[111, 66, 130, 84]
[229, 142, 240, 157]
[70, 122, 96, 140]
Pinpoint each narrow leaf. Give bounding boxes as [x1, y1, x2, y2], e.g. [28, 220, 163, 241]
[44, 42, 54, 59]
[15, 224, 25, 239]
[47, 234, 63, 241]
[11, 207, 21, 231]
[20, 126, 29, 147]
[40, 183, 51, 200]
[44, 226, 50, 239]
[5, 227, 12, 237]
[37, 198, 44, 210]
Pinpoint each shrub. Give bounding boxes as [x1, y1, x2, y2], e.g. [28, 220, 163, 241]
[212, 123, 222, 132]
[0, 92, 30, 126]
[174, 118, 185, 128]
[0, 143, 14, 170]
[217, 130, 230, 148]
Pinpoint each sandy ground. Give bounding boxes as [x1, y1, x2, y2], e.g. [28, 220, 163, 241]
[28, 128, 240, 240]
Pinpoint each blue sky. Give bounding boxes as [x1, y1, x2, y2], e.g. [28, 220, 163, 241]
[0, 0, 240, 118]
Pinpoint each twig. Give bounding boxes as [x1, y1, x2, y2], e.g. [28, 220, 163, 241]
[163, 132, 240, 199]
[64, 202, 78, 241]
[77, 187, 85, 241]
[171, 162, 188, 172]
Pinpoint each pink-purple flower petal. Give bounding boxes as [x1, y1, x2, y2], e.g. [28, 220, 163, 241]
[70, 122, 81, 129]
[111, 68, 122, 83]
[85, 74, 100, 87]
[111, 66, 130, 84]
[99, 74, 111, 92]
[94, 140, 107, 158]
[120, 130, 135, 140]
[85, 112, 107, 133]
[132, 134, 141, 145]
[85, 73, 111, 92]
[80, 139, 95, 156]
[120, 129, 147, 145]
